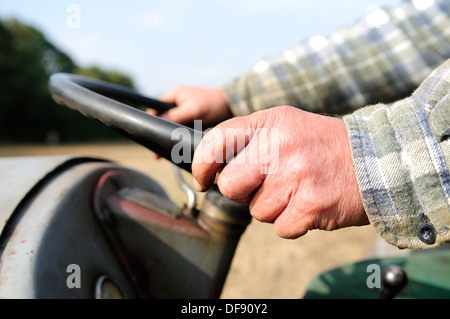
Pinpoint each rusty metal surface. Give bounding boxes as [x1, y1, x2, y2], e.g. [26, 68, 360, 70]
[0, 160, 166, 298]
[93, 170, 251, 298]
[0, 155, 251, 298]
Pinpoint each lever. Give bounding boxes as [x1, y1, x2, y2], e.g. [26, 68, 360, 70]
[378, 265, 408, 299]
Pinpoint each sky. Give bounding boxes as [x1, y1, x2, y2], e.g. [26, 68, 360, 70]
[1, 0, 402, 97]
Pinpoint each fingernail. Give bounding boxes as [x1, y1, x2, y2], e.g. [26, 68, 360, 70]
[193, 178, 203, 192]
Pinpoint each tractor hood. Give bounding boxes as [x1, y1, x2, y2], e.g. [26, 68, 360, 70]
[0, 156, 106, 235]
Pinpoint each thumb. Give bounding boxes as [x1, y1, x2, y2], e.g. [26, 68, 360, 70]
[146, 108, 159, 116]
[159, 105, 196, 125]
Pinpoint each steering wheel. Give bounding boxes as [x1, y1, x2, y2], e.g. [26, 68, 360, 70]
[48, 73, 203, 172]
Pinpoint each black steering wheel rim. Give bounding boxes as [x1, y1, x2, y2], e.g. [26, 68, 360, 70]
[48, 73, 203, 172]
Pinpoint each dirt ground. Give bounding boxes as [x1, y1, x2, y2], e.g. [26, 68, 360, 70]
[0, 142, 383, 298]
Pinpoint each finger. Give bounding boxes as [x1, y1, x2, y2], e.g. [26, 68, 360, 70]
[158, 89, 192, 124]
[159, 106, 196, 125]
[248, 178, 291, 223]
[270, 189, 322, 239]
[215, 142, 265, 204]
[272, 202, 314, 239]
[159, 89, 177, 104]
[192, 116, 254, 192]
[146, 108, 159, 116]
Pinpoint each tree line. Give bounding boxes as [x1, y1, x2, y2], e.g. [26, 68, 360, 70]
[0, 18, 136, 143]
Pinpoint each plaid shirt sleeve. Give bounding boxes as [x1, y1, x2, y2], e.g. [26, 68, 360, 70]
[222, 0, 450, 249]
[223, 0, 449, 116]
[344, 59, 450, 249]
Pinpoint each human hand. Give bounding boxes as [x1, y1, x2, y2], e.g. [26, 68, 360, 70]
[192, 106, 368, 238]
[147, 86, 233, 128]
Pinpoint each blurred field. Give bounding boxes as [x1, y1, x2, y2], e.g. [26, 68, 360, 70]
[0, 142, 380, 298]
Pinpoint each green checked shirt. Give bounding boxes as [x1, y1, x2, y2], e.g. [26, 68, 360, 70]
[222, 0, 450, 249]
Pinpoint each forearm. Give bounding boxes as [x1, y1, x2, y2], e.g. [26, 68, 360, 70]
[223, 0, 450, 117]
[344, 58, 450, 249]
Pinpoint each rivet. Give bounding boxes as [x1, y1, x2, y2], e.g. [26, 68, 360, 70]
[417, 223, 436, 245]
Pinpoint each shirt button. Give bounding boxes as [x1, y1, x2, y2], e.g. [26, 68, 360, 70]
[417, 223, 436, 245]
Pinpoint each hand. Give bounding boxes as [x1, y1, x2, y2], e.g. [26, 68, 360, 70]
[147, 86, 233, 128]
[192, 106, 368, 239]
